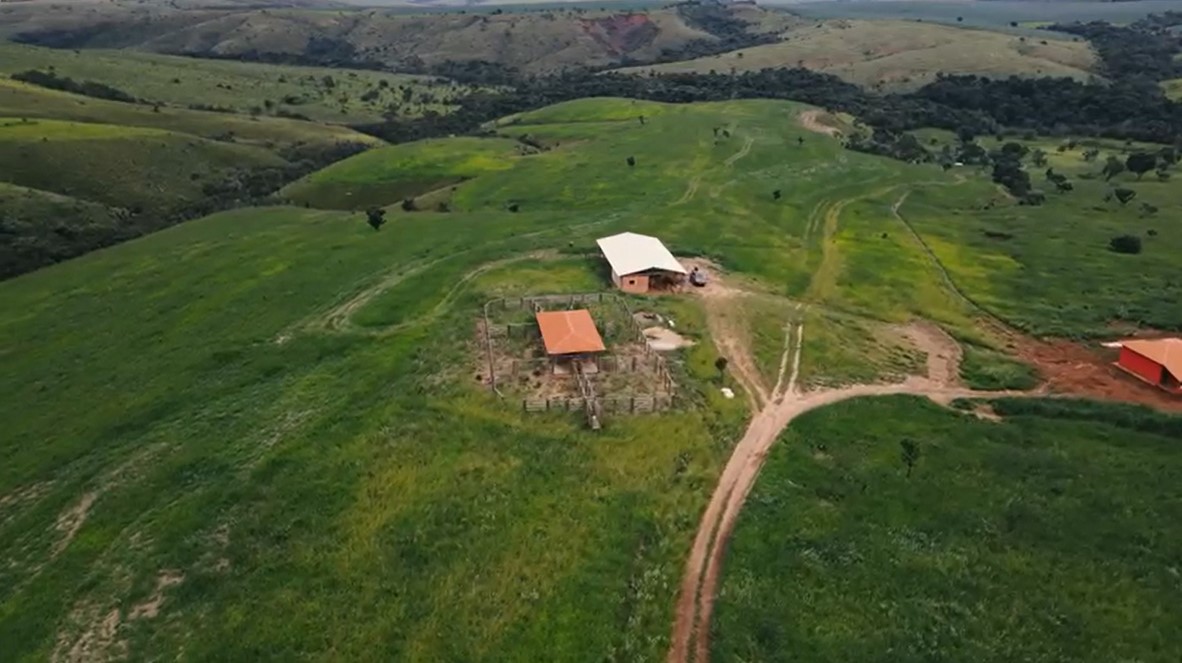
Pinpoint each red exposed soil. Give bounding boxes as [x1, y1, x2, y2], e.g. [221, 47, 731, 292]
[1006, 333, 1182, 412]
[580, 13, 658, 55]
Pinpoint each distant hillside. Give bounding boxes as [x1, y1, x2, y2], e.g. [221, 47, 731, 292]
[615, 19, 1099, 91]
[0, 2, 791, 75]
[0, 42, 474, 125]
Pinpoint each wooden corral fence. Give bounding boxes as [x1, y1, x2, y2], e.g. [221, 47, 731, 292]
[482, 292, 680, 423]
[521, 394, 675, 414]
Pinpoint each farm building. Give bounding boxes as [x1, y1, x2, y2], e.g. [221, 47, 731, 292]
[1116, 339, 1182, 394]
[535, 309, 606, 366]
[596, 232, 687, 293]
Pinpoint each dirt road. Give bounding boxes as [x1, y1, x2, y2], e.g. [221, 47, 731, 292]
[798, 109, 842, 138]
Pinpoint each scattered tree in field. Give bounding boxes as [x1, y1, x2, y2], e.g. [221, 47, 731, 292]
[900, 438, 920, 478]
[797, 136, 805, 146]
[507, 203, 520, 213]
[1114, 188, 1137, 205]
[638, 115, 646, 125]
[1109, 235, 1142, 254]
[956, 16, 963, 22]
[1082, 148, 1100, 162]
[1102, 155, 1125, 181]
[714, 356, 728, 377]
[1125, 152, 1156, 179]
[1139, 202, 1158, 217]
[1030, 148, 1047, 167]
[626, 156, 636, 167]
[365, 207, 386, 231]
[322, 75, 335, 89]
[400, 198, 416, 212]
[773, 189, 782, 200]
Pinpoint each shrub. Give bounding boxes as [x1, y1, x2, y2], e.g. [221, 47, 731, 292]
[1108, 235, 1142, 254]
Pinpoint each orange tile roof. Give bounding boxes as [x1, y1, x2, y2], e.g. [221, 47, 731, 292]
[535, 309, 606, 356]
[1123, 338, 1182, 379]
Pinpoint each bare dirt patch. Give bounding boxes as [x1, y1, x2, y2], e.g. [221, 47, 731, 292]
[644, 326, 695, 351]
[798, 109, 842, 138]
[129, 570, 185, 621]
[900, 320, 963, 387]
[53, 492, 97, 558]
[53, 605, 126, 663]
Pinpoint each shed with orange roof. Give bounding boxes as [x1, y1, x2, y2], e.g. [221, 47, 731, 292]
[1116, 338, 1182, 395]
[535, 309, 606, 358]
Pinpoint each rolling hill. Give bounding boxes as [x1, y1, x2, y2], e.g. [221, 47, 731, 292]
[1, 96, 1179, 661]
[0, 42, 473, 125]
[0, 3, 724, 74]
[615, 19, 1099, 90]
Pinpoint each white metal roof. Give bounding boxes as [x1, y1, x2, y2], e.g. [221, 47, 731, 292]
[596, 232, 686, 277]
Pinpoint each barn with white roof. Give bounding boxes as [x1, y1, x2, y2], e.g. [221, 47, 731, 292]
[595, 232, 687, 294]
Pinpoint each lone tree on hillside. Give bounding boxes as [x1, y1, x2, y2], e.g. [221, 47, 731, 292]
[900, 438, 920, 478]
[365, 207, 386, 231]
[1102, 155, 1125, 181]
[714, 356, 729, 378]
[1109, 235, 1142, 254]
[400, 198, 416, 212]
[626, 156, 636, 167]
[1125, 152, 1156, 179]
[1114, 188, 1137, 205]
[773, 189, 782, 200]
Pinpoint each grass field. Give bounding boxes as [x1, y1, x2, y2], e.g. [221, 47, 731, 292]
[712, 396, 1182, 662]
[0, 117, 284, 213]
[280, 137, 523, 210]
[2, 96, 1180, 659]
[0, 42, 469, 124]
[0, 79, 380, 149]
[616, 20, 1097, 90]
[900, 135, 1182, 336]
[786, 0, 1182, 30]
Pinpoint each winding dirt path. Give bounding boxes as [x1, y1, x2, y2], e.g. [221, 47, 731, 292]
[723, 136, 755, 168]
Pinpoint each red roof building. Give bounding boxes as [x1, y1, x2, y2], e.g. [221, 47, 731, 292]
[535, 310, 606, 356]
[1116, 339, 1182, 395]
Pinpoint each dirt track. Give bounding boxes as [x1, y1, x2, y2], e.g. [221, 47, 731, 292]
[667, 274, 1035, 662]
[666, 259, 1178, 663]
[798, 109, 842, 138]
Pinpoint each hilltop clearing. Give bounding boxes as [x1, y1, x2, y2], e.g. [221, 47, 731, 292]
[1, 97, 1179, 661]
[615, 19, 1097, 91]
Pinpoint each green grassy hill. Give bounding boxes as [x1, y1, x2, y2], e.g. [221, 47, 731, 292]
[0, 79, 381, 149]
[616, 20, 1098, 90]
[713, 396, 1182, 662]
[0, 42, 470, 125]
[0, 117, 284, 213]
[280, 136, 522, 210]
[1, 97, 1179, 660]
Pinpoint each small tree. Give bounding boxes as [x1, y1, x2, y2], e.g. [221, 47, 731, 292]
[365, 207, 386, 231]
[900, 439, 920, 478]
[1082, 147, 1099, 162]
[772, 189, 782, 200]
[1114, 188, 1137, 206]
[1125, 152, 1156, 180]
[1109, 235, 1142, 254]
[714, 356, 729, 377]
[1102, 155, 1125, 181]
[400, 198, 416, 212]
[1030, 148, 1047, 167]
[626, 156, 636, 167]
[1139, 202, 1158, 217]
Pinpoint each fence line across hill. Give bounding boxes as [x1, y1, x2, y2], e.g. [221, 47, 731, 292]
[521, 394, 675, 414]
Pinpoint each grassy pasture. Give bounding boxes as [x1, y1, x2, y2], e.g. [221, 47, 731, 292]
[615, 20, 1097, 90]
[280, 137, 522, 210]
[712, 396, 1182, 662]
[0, 79, 381, 149]
[3, 96, 1181, 659]
[0, 42, 468, 124]
[900, 136, 1182, 336]
[0, 117, 284, 213]
[787, 0, 1182, 30]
